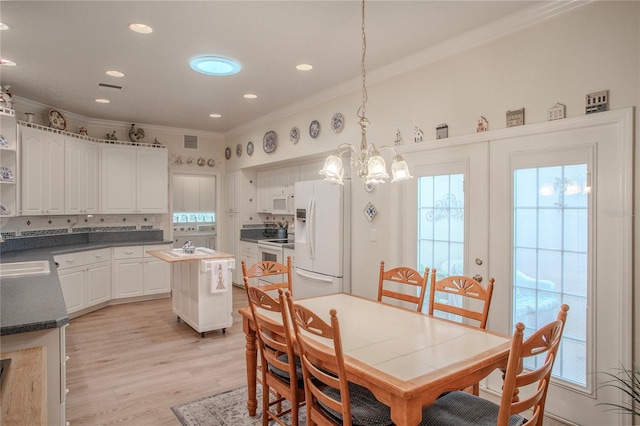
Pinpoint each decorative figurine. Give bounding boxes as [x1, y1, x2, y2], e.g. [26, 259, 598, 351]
[436, 123, 448, 139]
[477, 116, 489, 132]
[506, 108, 525, 127]
[548, 103, 566, 121]
[78, 127, 88, 136]
[585, 90, 608, 114]
[153, 138, 162, 145]
[394, 129, 404, 146]
[128, 123, 145, 142]
[413, 126, 424, 143]
[183, 240, 195, 254]
[0, 85, 14, 109]
[106, 131, 117, 141]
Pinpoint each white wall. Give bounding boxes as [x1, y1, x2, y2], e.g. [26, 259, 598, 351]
[225, 2, 640, 359]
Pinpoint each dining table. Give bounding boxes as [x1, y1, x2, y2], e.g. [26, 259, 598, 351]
[239, 292, 512, 426]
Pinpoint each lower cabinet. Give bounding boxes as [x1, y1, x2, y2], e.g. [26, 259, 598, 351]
[239, 241, 257, 285]
[56, 248, 111, 315]
[114, 244, 171, 299]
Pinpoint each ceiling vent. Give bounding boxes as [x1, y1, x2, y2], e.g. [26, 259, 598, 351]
[184, 135, 198, 149]
[97, 82, 123, 92]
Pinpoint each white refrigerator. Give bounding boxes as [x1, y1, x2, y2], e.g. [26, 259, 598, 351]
[294, 179, 350, 299]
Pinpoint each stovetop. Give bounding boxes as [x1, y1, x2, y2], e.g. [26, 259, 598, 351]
[258, 238, 295, 249]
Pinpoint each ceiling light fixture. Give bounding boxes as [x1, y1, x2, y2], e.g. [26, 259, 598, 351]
[320, 0, 412, 187]
[209, 113, 221, 118]
[243, 93, 257, 99]
[0, 58, 17, 67]
[0, 22, 11, 31]
[106, 70, 125, 78]
[95, 98, 110, 104]
[129, 23, 153, 34]
[190, 56, 241, 76]
[296, 64, 313, 71]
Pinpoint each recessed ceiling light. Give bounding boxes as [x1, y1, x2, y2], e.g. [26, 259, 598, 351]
[106, 70, 125, 78]
[209, 113, 222, 118]
[0, 22, 11, 31]
[296, 64, 313, 71]
[243, 93, 257, 99]
[190, 56, 241, 76]
[95, 98, 110, 104]
[0, 58, 17, 66]
[129, 23, 153, 34]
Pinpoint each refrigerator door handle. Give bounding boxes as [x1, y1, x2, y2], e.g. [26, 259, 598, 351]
[308, 195, 316, 259]
[296, 269, 334, 283]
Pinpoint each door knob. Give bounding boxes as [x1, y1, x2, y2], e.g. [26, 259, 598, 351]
[473, 274, 483, 283]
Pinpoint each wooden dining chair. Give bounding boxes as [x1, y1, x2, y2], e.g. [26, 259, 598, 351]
[246, 286, 305, 426]
[429, 272, 495, 395]
[242, 256, 292, 293]
[285, 291, 393, 426]
[428, 273, 495, 329]
[377, 261, 430, 312]
[420, 304, 569, 426]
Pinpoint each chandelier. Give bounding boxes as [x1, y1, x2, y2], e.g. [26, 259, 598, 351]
[320, 0, 412, 186]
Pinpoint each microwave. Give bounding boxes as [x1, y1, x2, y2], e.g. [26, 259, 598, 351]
[272, 194, 295, 214]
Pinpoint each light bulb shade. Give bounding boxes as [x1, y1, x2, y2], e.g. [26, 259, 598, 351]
[391, 155, 413, 182]
[320, 153, 345, 185]
[365, 150, 389, 182]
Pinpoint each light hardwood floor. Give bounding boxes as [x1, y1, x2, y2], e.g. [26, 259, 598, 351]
[66, 286, 567, 426]
[66, 286, 250, 425]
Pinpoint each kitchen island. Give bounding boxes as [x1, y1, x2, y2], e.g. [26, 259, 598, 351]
[147, 247, 235, 337]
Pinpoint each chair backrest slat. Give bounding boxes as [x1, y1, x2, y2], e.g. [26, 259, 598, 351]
[428, 273, 494, 329]
[378, 261, 430, 312]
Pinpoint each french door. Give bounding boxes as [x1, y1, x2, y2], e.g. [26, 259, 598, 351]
[400, 109, 632, 425]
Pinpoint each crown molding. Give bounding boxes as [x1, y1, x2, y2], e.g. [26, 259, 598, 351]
[225, 0, 589, 139]
[13, 96, 225, 140]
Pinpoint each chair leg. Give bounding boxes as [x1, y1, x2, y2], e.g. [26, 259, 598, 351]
[472, 383, 480, 396]
[262, 383, 270, 426]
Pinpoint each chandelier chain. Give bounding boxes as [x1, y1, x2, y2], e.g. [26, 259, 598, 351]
[360, 0, 368, 121]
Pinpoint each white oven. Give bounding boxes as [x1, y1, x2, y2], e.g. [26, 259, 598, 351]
[257, 240, 285, 286]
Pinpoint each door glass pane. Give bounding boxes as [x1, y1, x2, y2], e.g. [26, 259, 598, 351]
[513, 164, 588, 386]
[418, 174, 464, 314]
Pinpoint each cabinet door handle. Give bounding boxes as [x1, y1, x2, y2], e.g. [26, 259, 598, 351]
[125, 251, 134, 255]
[66, 259, 75, 263]
[95, 255, 102, 259]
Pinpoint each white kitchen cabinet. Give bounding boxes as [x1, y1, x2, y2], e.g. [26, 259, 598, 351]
[65, 138, 99, 214]
[0, 109, 17, 217]
[171, 256, 235, 336]
[298, 160, 324, 182]
[137, 147, 168, 213]
[256, 170, 274, 213]
[20, 126, 65, 215]
[101, 144, 168, 214]
[113, 246, 145, 298]
[143, 244, 171, 294]
[55, 248, 111, 316]
[226, 170, 256, 217]
[173, 175, 216, 212]
[273, 165, 299, 196]
[113, 244, 171, 299]
[225, 212, 240, 284]
[225, 171, 238, 213]
[239, 240, 258, 285]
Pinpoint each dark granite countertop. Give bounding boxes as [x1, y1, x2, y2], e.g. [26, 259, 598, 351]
[0, 234, 172, 336]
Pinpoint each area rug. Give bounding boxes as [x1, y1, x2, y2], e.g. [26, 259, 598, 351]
[171, 386, 306, 426]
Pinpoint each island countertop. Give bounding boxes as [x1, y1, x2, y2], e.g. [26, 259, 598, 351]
[147, 247, 234, 263]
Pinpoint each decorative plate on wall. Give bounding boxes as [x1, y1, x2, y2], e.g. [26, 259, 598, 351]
[309, 120, 320, 138]
[331, 113, 344, 133]
[197, 157, 206, 166]
[225, 147, 232, 160]
[263, 130, 277, 153]
[207, 158, 215, 167]
[48, 108, 67, 131]
[236, 143, 242, 157]
[289, 127, 300, 144]
[247, 141, 254, 156]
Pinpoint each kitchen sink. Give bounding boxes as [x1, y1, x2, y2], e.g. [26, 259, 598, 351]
[0, 260, 51, 278]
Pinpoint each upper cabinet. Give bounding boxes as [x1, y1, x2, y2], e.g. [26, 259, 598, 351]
[225, 170, 256, 221]
[0, 108, 17, 217]
[173, 175, 216, 212]
[65, 138, 99, 214]
[101, 145, 168, 214]
[20, 126, 65, 215]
